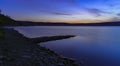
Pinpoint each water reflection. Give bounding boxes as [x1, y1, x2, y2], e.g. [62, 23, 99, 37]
[14, 26, 120, 66]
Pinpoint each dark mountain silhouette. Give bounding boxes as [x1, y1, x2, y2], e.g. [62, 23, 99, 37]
[17, 21, 120, 26]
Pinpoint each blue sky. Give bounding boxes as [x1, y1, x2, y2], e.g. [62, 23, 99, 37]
[0, 0, 120, 23]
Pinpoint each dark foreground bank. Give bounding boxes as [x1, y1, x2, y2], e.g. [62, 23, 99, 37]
[0, 28, 78, 66]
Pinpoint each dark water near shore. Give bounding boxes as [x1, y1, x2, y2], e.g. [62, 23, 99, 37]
[14, 26, 120, 66]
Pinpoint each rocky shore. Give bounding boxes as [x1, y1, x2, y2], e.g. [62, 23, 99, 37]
[0, 28, 78, 66]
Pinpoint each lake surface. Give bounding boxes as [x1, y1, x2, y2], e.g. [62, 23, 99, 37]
[13, 26, 120, 66]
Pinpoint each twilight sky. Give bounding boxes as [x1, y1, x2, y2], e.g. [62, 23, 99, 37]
[0, 0, 120, 23]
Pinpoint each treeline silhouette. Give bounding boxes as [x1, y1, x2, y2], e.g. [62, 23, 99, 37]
[0, 9, 19, 26]
[17, 21, 120, 26]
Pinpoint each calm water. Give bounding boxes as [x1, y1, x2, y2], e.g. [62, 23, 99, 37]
[13, 26, 120, 66]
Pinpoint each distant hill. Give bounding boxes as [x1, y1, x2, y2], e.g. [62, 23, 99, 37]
[17, 21, 120, 26]
[0, 13, 19, 26]
[72, 22, 120, 26]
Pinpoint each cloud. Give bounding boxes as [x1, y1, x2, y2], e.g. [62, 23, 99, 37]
[51, 12, 72, 15]
[110, 17, 120, 21]
[55, 0, 109, 17]
[79, 7, 111, 17]
[84, 8, 107, 17]
[43, 10, 72, 15]
[117, 13, 120, 16]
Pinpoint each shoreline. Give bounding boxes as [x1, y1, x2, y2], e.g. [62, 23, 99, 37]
[0, 28, 78, 66]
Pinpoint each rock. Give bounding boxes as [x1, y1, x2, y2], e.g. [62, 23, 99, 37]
[0, 28, 79, 66]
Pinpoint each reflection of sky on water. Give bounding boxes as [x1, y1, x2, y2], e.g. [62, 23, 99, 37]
[13, 26, 104, 38]
[14, 26, 120, 66]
